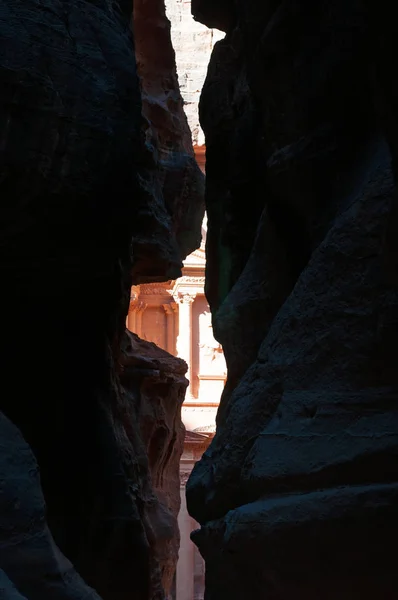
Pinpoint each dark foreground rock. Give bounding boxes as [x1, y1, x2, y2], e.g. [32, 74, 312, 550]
[0, 412, 102, 600]
[187, 1, 398, 598]
[0, 0, 200, 598]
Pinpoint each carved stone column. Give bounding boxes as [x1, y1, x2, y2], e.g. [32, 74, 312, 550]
[135, 301, 147, 338]
[163, 302, 177, 355]
[126, 285, 140, 332]
[172, 302, 178, 350]
[177, 471, 195, 600]
[127, 310, 136, 333]
[173, 292, 196, 399]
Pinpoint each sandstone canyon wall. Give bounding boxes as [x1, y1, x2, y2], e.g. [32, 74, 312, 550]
[0, 1, 202, 599]
[133, 0, 205, 279]
[164, 0, 224, 148]
[187, 1, 398, 599]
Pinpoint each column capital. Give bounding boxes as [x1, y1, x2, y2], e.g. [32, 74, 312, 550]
[130, 285, 140, 300]
[162, 303, 174, 315]
[136, 301, 147, 314]
[129, 285, 140, 310]
[173, 291, 196, 305]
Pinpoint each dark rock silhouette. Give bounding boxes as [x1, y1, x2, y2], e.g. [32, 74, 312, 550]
[0, 413, 102, 600]
[187, 1, 398, 598]
[0, 1, 201, 598]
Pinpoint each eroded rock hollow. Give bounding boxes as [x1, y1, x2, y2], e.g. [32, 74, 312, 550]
[187, 1, 398, 599]
[0, 1, 202, 599]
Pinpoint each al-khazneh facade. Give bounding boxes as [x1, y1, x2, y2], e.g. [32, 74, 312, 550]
[127, 212, 226, 435]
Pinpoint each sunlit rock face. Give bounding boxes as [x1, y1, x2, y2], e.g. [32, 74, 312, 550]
[187, 1, 398, 598]
[0, 1, 202, 599]
[164, 0, 224, 148]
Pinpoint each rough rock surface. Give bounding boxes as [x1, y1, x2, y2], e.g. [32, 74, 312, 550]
[0, 412, 102, 600]
[0, 0, 199, 599]
[164, 0, 224, 147]
[0, 572, 28, 600]
[119, 331, 188, 597]
[187, 1, 398, 598]
[133, 0, 205, 278]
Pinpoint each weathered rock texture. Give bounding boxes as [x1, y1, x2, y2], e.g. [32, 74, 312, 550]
[187, 1, 398, 598]
[0, 1, 200, 599]
[119, 331, 188, 597]
[164, 0, 224, 147]
[133, 0, 205, 279]
[0, 413, 102, 600]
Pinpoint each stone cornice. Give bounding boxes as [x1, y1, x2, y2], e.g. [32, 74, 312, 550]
[171, 276, 205, 301]
[139, 282, 172, 296]
[177, 275, 205, 286]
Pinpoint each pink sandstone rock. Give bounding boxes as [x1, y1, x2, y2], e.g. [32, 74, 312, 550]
[164, 0, 224, 147]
